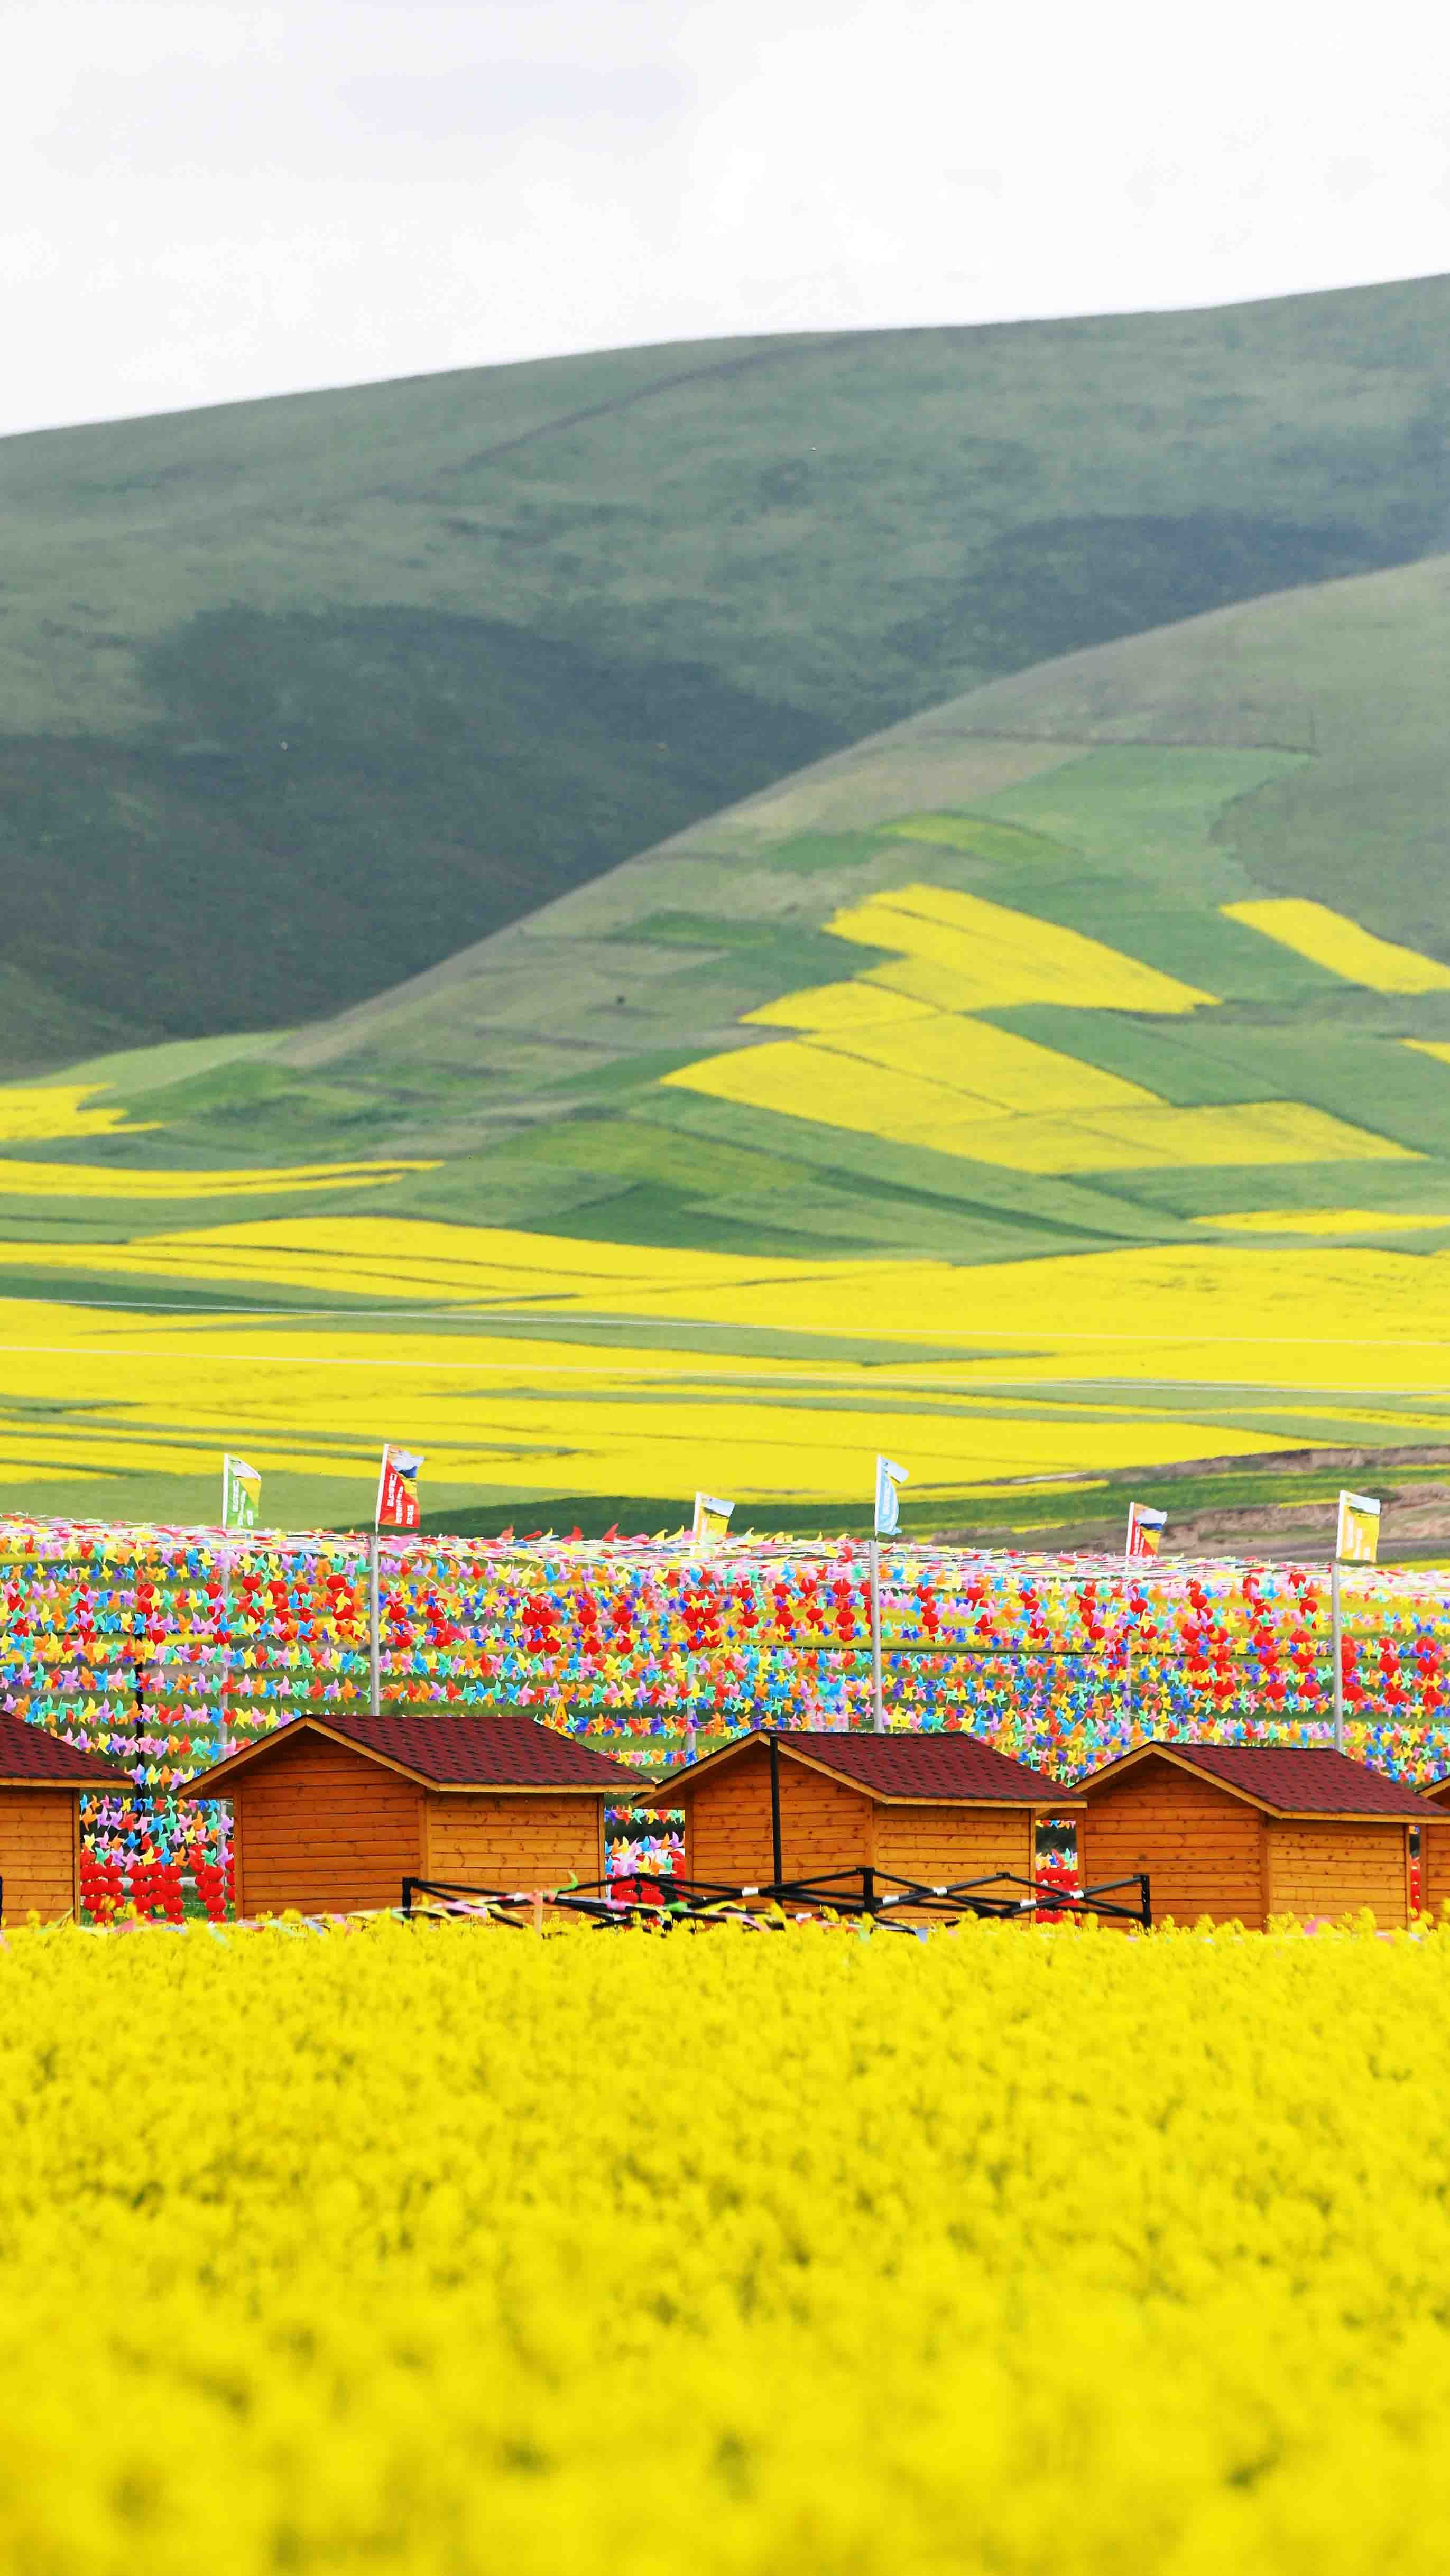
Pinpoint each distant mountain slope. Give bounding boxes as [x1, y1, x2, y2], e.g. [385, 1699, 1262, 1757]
[6, 273, 1450, 1065]
[10, 553, 1450, 1527]
[39, 543, 1450, 1252]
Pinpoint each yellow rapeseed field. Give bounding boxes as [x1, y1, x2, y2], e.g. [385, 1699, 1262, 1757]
[762, 884, 1215, 1015]
[0, 1085, 158, 1143]
[0, 1219, 1441, 1361]
[1195, 1208, 1450, 1233]
[0, 1156, 436, 1200]
[0, 1291, 1286, 1495]
[669, 1036, 1399, 1171]
[4, 875, 1448, 1512]
[6, 1915, 1450, 2575]
[1222, 898, 1450, 993]
[1, 1229, 1449, 1497]
[666, 883, 1405, 1173]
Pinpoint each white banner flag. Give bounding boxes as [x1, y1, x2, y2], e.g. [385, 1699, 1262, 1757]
[874, 1455, 908, 1536]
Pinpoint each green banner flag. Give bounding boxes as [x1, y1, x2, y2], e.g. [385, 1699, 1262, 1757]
[222, 1455, 261, 1532]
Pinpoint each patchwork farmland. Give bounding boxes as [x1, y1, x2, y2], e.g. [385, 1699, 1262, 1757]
[6, 545, 1450, 1537]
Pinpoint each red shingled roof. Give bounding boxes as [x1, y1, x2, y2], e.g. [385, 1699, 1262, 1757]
[643, 1728, 1076, 1807]
[1083, 1739, 1440, 1820]
[0, 1710, 127, 1787]
[182, 1706, 644, 1797]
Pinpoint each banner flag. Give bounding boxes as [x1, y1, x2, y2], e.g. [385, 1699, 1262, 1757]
[1125, 1501, 1167, 1560]
[376, 1445, 424, 1532]
[874, 1456, 908, 1537]
[691, 1491, 734, 1548]
[221, 1456, 261, 1532]
[1336, 1489, 1381, 1564]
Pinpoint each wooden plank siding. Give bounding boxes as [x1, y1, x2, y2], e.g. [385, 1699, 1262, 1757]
[685, 1747, 873, 1886]
[1079, 1757, 1264, 1929]
[1264, 1820, 1411, 1929]
[683, 1745, 774, 1883]
[233, 1733, 422, 1918]
[873, 1804, 1031, 1888]
[1420, 1817, 1450, 1920]
[775, 1766, 875, 1885]
[423, 1792, 604, 1891]
[0, 1789, 78, 1924]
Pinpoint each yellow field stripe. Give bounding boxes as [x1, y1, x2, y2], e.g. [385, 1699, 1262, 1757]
[1195, 1208, 1450, 1234]
[664, 1035, 1407, 1171]
[667, 874, 1403, 1173]
[0, 1157, 437, 1199]
[826, 884, 1216, 1014]
[0, 1300, 1303, 1499]
[0, 1083, 158, 1143]
[0, 1225, 1448, 1374]
[1223, 898, 1450, 992]
[745, 981, 935, 1035]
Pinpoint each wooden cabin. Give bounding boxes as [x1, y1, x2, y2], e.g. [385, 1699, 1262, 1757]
[1408, 1773, 1450, 1917]
[641, 1728, 1079, 1894]
[181, 1705, 643, 1917]
[1077, 1740, 1441, 1930]
[0, 1710, 127, 1923]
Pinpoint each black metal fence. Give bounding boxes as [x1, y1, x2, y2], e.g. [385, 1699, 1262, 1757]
[400, 1867, 1151, 1933]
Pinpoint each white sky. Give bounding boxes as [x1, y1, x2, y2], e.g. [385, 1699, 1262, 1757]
[7, 0, 1450, 438]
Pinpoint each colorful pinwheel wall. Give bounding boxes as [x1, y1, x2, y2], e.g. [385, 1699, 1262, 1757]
[2, 1518, 1446, 1868]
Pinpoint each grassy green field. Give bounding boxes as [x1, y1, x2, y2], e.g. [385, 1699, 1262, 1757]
[6, 272, 1450, 1067]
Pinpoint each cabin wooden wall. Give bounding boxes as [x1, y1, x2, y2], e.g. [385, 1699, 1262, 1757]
[0, 1789, 77, 1923]
[684, 1746, 771, 1883]
[1420, 1812, 1450, 1918]
[684, 1748, 873, 1886]
[873, 1804, 1031, 1887]
[424, 1793, 603, 1890]
[234, 1734, 422, 1917]
[1080, 1757, 1264, 1929]
[1264, 1820, 1411, 1929]
[777, 1766, 874, 1884]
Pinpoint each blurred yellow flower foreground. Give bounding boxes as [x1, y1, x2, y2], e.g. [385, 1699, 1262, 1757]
[4, 1915, 1449, 2574]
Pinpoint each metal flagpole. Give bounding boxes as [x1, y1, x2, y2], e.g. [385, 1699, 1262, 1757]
[368, 1532, 381, 1716]
[1331, 1558, 1344, 1755]
[869, 1536, 884, 1733]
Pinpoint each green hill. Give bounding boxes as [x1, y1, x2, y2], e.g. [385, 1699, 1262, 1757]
[7, 551, 1450, 1531]
[37, 540, 1450, 1255]
[7, 272, 1450, 1068]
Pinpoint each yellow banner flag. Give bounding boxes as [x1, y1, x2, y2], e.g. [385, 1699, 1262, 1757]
[1336, 1489, 1381, 1564]
[691, 1491, 734, 1550]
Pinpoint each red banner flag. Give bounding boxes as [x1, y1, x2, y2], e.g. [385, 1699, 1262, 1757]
[376, 1444, 423, 1532]
[1125, 1501, 1166, 1560]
